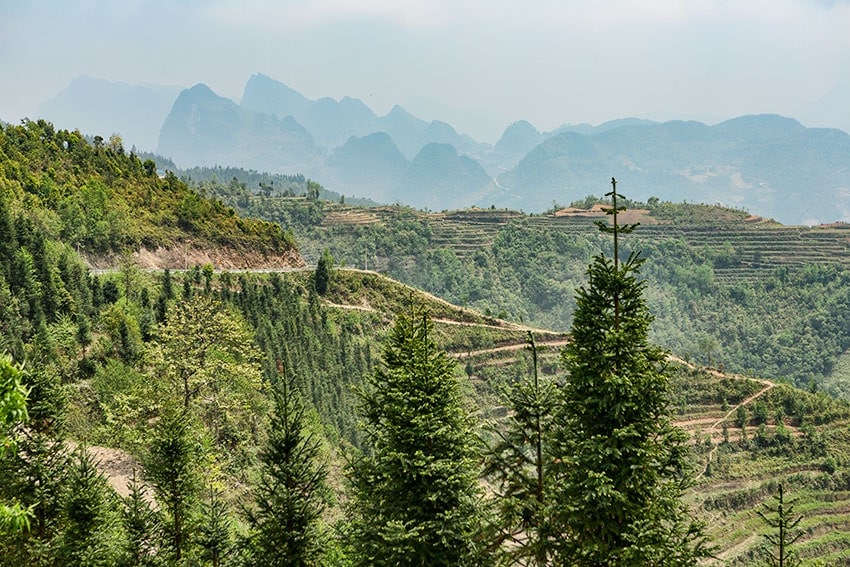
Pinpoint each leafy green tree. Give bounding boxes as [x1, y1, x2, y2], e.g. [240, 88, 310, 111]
[149, 295, 264, 447]
[0, 355, 30, 532]
[306, 180, 321, 201]
[483, 332, 558, 565]
[549, 179, 707, 565]
[346, 308, 487, 566]
[245, 365, 328, 567]
[0, 364, 70, 566]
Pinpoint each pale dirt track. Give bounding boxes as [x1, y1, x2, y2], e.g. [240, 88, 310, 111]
[670, 356, 776, 480]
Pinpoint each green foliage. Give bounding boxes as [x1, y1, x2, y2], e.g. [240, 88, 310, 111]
[314, 248, 334, 296]
[211, 185, 850, 392]
[233, 273, 374, 447]
[197, 488, 236, 567]
[245, 370, 328, 567]
[0, 365, 71, 564]
[144, 410, 202, 563]
[346, 309, 487, 566]
[757, 483, 803, 567]
[0, 355, 31, 533]
[0, 120, 296, 256]
[550, 246, 707, 565]
[58, 448, 121, 566]
[119, 470, 161, 567]
[148, 295, 265, 448]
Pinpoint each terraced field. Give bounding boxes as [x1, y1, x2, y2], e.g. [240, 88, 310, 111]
[448, 322, 850, 565]
[320, 265, 850, 565]
[315, 203, 850, 286]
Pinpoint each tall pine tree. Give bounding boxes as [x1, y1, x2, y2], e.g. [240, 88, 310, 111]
[346, 308, 487, 566]
[549, 179, 707, 566]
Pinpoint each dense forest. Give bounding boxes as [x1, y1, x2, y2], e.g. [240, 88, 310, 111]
[5, 122, 850, 564]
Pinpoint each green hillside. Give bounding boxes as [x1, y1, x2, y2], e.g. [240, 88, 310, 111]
[0, 120, 299, 265]
[194, 178, 850, 396]
[6, 122, 850, 564]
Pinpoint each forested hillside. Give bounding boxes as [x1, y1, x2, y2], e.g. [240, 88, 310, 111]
[5, 122, 850, 564]
[195, 173, 850, 397]
[0, 120, 300, 269]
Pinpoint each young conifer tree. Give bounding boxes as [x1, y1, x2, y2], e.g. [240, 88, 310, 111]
[757, 483, 803, 567]
[482, 332, 558, 565]
[549, 179, 707, 566]
[144, 409, 201, 563]
[245, 361, 328, 567]
[119, 470, 160, 567]
[58, 448, 121, 566]
[346, 308, 487, 566]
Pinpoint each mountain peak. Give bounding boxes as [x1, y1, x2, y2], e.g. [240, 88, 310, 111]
[495, 120, 542, 154]
[241, 74, 311, 116]
[186, 83, 217, 97]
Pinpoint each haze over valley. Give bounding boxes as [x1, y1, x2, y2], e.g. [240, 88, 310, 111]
[26, 72, 850, 226]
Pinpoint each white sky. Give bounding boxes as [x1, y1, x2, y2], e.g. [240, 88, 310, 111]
[1, 0, 849, 142]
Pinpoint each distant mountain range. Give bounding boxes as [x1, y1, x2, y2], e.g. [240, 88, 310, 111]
[37, 76, 181, 152]
[36, 73, 850, 224]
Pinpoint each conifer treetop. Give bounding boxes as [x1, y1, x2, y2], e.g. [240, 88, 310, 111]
[594, 177, 640, 271]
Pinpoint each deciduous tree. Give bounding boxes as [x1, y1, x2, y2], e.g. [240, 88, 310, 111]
[0, 355, 30, 533]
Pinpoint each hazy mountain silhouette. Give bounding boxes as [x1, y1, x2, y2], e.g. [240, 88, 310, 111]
[398, 143, 493, 210]
[37, 76, 181, 151]
[326, 132, 409, 201]
[157, 83, 324, 176]
[46, 72, 850, 223]
[795, 82, 850, 135]
[376, 105, 430, 158]
[240, 74, 488, 159]
[493, 115, 850, 224]
[158, 81, 494, 206]
[241, 73, 378, 149]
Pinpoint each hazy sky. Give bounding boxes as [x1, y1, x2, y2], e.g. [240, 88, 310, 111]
[2, 0, 849, 142]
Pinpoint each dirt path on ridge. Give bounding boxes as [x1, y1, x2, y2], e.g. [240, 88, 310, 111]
[670, 356, 776, 480]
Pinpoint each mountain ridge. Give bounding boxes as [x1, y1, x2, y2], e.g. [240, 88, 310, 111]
[35, 73, 850, 225]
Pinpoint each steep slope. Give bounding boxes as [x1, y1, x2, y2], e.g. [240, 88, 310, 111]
[0, 119, 302, 268]
[157, 83, 324, 177]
